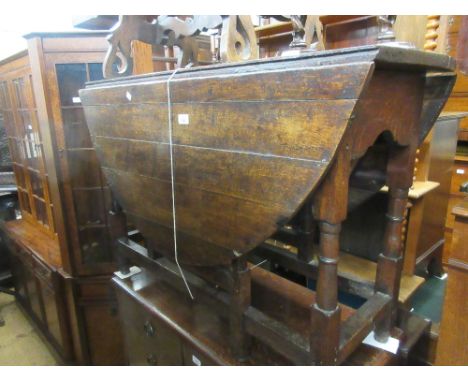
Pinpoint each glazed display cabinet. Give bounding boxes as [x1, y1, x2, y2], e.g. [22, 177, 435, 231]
[0, 32, 125, 365]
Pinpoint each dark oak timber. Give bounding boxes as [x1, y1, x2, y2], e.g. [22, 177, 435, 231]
[81, 44, 455, 365]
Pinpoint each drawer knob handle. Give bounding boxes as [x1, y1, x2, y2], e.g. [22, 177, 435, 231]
[146, 353, 157, 365]
[144, 320, 155, 337]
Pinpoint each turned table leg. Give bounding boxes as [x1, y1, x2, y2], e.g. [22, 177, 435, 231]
[309, 149, 350, 365]
[374, 187, 408, 341]
[375, 146, 414, 341]
[310, 221, 342, 365]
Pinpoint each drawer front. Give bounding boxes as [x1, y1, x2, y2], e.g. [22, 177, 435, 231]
[117, 290, 183, 365]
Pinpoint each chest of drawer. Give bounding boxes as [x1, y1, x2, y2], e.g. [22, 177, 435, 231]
[117, 290, 183, 365]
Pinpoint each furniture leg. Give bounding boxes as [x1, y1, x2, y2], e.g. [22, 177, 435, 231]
[108, 198, 130, 275]
[310, 221, 342, 365]
[229, 257, 251, 361]
[375, 146, 414, 341]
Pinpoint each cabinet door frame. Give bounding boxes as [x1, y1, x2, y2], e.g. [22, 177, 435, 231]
[43, 51, 114, 277]
[0, 65, 56, 237]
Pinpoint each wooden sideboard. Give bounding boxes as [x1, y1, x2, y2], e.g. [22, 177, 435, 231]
[1, 219, 72, 358]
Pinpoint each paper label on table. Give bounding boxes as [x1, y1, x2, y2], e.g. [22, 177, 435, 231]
[192, 354, 201, 366]
[362, 331, 400, 354]
[72, 96, 81, 103]
[456, 168, 465, 174]
[178, 114, 189, 125]
[280, 49, 301, 57]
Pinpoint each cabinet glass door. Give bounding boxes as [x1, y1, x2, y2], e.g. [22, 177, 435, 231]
[56, 62, 112, 266]
[0, 75, 55, 233]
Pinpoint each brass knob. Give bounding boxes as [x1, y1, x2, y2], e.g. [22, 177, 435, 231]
[146, 353, 157, 365]
[144, 320, 155, 337]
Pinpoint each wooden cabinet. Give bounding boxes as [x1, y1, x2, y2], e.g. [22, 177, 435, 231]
[0, 32, 125, 364]
[437, 16, 468, 135]
[436, 198, 468, 365]
[1, 219, 71, 358]
[25, 33, 115, 276]
[114, 271, 231, 366]
[403, 113, 465, 274]
[117, 288, 184, 365]
[444, 156, 468, 263]
[0, 53, 56, 240]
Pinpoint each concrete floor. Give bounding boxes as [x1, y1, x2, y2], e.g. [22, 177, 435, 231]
[0, 290, 59, 365]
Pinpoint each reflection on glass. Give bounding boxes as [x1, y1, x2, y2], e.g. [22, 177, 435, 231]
[13, 78, 27, 109]
[34, 198, 48, 226]
[19, 190, 31, 213]
[88, 63, 104, 82]
[0, 81, 10, 108]
[80, 227, 111, 264]
[30, 170, 44, 198]
[56, 64, 87, 106]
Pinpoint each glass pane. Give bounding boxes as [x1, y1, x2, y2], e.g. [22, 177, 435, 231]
[27, 75, 36, 108]
[29, 170, 44, 199]
[49, 204, 56, 233]
[19, 110, 33, 135]
[62, 108, 92, 148]
[88, 63, 104, 82]
[15, 138, 26, 162]
[34, 198, 48, 226]
[7, 137, 17, 160]
[19, 111, 42, 169]
[79, 227, 111, 264]
[1, 111, 16, 137]
[67, 150, 103, 188]
[19, 190, 31, 213]
[0, 114, 12, 169]
[0, 81, 10, 109]
[13, 164, 26, 188]
[13, 78, 27, 109]
[56, 64, 87, 106]
[73, 189, 106, 226]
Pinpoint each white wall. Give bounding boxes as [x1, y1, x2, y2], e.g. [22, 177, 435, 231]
[0, 13, 76, 61]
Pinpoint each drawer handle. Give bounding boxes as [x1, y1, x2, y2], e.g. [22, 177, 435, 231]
[144, 320, 155, 337]
[146, 353, 157, 365]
